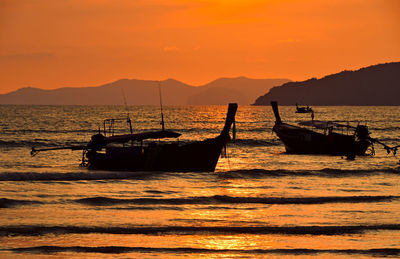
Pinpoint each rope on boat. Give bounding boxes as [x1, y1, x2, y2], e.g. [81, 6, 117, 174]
[227, 148, 231, 171]
[232, 118, 236, 143]
[369, 137, 400, 157]
[221, 144, 227, 158]
[354, 125, 399, 158]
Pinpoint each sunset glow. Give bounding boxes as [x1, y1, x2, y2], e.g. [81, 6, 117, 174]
[0, 0, 399, 93]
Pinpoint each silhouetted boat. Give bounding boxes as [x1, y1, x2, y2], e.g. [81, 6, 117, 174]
[295, 103, 313, 113]
[272, 101, 372, 156]
[31, 103, 238, 172]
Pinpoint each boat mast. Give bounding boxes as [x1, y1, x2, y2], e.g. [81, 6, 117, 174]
[158, 81, 165, 131]
[121, 88, 133, 134]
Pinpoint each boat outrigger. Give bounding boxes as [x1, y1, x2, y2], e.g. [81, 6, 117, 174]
[271, 101, 372, 157]
[31, 103, 238, 172]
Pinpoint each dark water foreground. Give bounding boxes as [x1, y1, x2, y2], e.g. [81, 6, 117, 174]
[1, 105, 400, 258]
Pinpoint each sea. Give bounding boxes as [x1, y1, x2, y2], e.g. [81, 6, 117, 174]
[1, 104, 400, 258]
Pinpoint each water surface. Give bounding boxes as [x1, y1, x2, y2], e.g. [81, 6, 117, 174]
[1, 105, 400, 258]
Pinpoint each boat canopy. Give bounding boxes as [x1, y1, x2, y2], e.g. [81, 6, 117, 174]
[103, 130, 181, 144]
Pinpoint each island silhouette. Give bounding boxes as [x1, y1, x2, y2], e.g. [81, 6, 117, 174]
[0, 77, 289, 105]
[253, 62, 400, 106]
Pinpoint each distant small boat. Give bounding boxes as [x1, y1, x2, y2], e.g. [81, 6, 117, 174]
[295, 103, 313, 113]
[31, 103, 238, 172]
[272, 101, 372, 156]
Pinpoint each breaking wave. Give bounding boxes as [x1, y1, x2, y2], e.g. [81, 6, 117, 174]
[1, 167, 399, 181]
[220, 167, 400, 179]
[75, 195, 398, 206]
[1, 195, 394, 209]
[1, 224, 400, 236]
[0, 198, 43, 208]
[7, 246, 400, 256]
[0, 171, 163, 181]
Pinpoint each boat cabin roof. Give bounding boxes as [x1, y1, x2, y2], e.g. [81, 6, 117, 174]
[104, 130, 181, 144]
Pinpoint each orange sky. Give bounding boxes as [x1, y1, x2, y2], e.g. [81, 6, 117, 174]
[0, 0, 399, 94]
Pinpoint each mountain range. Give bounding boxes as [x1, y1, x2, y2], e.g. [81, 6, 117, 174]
[0, 77, 290, 105]
[254, 62, 400, 105]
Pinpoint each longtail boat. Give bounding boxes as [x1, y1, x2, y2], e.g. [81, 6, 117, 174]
[295, 103, 313, 113]
[271, 101, 372, 157]
[31, 103, 238, 172]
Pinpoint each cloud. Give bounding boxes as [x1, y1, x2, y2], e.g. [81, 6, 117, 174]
[163, 46, 181, 52]
[0, 52, 56, 61]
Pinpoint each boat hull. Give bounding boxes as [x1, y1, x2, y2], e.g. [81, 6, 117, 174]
[86, 135, 228, 172]
[273, 123, 371, 156]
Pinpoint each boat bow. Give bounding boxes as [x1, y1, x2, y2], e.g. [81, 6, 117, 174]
[220, 103, 238, 140]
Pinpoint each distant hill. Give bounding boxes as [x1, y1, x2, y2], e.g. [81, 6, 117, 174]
[0, 77, 290, 105]
[187, 77, 289, 105]
[253, 62, 400, 106]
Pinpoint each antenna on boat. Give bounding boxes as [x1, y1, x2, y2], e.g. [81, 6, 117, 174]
[158, 81, 165, 131]
[121, 87, 133, 134]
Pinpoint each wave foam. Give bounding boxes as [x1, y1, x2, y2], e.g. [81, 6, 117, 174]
[75, 195, 398, 206]
[1, 224, 400, 236]
[7, 246, 400, 256]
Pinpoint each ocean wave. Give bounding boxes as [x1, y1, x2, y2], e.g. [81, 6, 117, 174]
[230, 139, 281, 147]
[0, 140, 47, 148]
[1, 224, 400, 236]
[0, 139, 85, 148]
[222, 168, 400, 178]
[1, 167, 399, 181]
[319, 167, 400, 176]
[112, 206, 184, 211]
[370, 138, 400, 145]
[3, 195, 390, 209]
[369, 126, 400, 132]
[7, 246, 400, 256]
[75, 195, 397, 206]
[244, 127, 273, 133]
[0, 198, 43, 208]
[144, 190, 177, 195]
[0, 171, 162, 181]
[1, 129, 94, 135]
